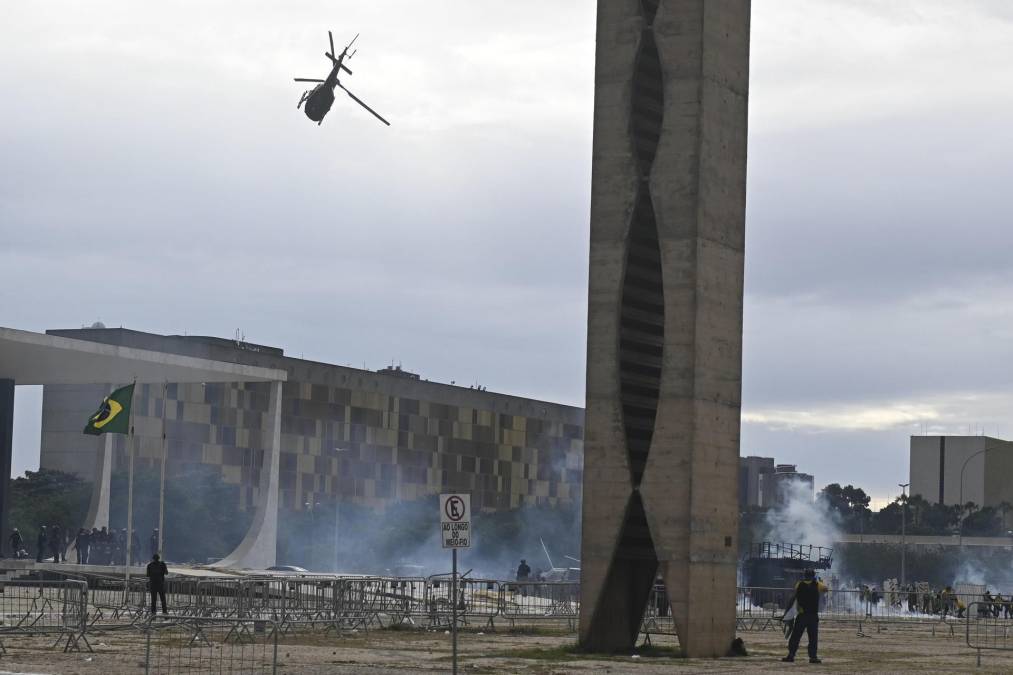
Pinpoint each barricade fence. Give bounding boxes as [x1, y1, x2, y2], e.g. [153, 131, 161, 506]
[735, 586, 1012, 635]
[4, 574, 1010, 651]
[143, 617, 277, 675]
[966, 601, 1013, 667]
[0, 579, 90, 651]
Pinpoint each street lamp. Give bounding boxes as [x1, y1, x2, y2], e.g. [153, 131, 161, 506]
[958, 443, 1002, 545]
[898, 483, 910, 588]
[304, 501, 321, 569]
[333, 446, 349, 573]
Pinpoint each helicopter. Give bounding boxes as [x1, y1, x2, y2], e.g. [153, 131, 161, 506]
[294, 31, 390, 126]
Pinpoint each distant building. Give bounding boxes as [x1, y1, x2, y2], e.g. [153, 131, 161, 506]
[739, 456, 774, 509]
[758, 464, 814, 508]
[39, 327, 584, 514]
[910, 435, 1013, 507]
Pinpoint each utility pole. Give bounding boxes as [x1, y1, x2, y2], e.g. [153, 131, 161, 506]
[899, 483, 910, 588]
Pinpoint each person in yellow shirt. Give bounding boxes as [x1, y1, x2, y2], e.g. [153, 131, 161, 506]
[782, 569, 829, 663]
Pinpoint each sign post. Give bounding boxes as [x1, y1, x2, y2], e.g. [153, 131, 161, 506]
[440, 493, 471, 675]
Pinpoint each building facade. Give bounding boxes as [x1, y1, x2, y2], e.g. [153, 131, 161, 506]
[910, 435, 1013, 508]
[739, 456, 774, 509]
[758, 464, 815, 508]
[40, 328, 584, 514]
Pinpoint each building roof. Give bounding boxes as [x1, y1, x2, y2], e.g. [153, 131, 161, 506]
[0, 326, 287, 385]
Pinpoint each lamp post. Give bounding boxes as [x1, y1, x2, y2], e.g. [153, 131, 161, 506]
[333, 446, 349, 573]
[958, 443, 1002, 545]
[898, 483, 909, 587]
[304, 501, 321, 569]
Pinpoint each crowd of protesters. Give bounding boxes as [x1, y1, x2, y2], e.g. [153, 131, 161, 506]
[869, 582, 1013, 619]
[8, 525, 158, 565]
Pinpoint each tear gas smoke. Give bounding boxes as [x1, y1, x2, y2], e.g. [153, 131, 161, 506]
[761, 478, 841, 550]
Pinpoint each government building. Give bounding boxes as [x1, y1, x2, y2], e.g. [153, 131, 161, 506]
[40, 328, 584, 514]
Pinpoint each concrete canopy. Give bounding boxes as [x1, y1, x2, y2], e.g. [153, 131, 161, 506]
[0, 325, 287, 569]
[0, 326, 287, 385]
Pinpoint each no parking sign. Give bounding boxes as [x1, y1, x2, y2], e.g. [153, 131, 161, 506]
[440, 493, 471, 549]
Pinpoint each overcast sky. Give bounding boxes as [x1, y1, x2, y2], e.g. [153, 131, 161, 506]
[4, 1, 1013, 504]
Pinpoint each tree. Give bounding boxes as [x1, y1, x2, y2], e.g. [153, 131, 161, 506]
[962, 506, 1001, 537]
[818, 483, 872, 533]
[109, 466, 251, 564]
[8, 470, 92, 556]
[998, 501, 1012, 534]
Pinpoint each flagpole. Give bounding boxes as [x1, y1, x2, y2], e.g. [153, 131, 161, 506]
[124, 380, 136, 604]
[157, 381, 167, 557]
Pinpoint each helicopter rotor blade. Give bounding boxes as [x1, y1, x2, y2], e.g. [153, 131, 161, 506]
[346, 33, 359, 53]
[328, 31, 335, 59]
[294, 78, 325, 82]
[337, 81, 390, 126]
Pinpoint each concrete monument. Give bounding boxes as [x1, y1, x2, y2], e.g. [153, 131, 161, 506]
[579, 0, 750, 657]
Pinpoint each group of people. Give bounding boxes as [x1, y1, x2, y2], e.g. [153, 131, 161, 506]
[73, 527, 145, 565]
[9, 526, 160, 566]
[888, 584, 1013, 619]
[11, 525, 72, 563]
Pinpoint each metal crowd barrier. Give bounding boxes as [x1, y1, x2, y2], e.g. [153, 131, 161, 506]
[734, 586, 1006, 637]
[143, 617, 278, 675]
[966, 601, 1013, 667]
[0, 579, 90, 652]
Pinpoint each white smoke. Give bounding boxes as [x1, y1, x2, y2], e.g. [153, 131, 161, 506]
[763, 479, 841, 550]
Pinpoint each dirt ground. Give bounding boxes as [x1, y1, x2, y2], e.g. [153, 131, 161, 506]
[0, 622, 1009, 674]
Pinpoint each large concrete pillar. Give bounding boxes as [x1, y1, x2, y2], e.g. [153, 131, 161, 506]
[218, 380, 282, 569]
[579, 0, 750, 657]
[80, 434, 113, 530]
[0, 379, 13, 557]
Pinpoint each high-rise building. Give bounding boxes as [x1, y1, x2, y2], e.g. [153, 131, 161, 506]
[758, 464, 814, 508]
[910, 435, 1013, 507]
[739, 456, 774, 509]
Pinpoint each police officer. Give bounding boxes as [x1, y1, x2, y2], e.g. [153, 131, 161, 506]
[782, 569, 828, 664]
[146, 553, 169, 615]
[36, 526, 46, 563]
[48, 524, 62, 563]
[75, 528, 89, 564]
[9, 528, 24, 559]
[516, 559, 531, 581]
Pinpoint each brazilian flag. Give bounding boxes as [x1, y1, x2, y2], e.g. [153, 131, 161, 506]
[83, 384, 134, 436]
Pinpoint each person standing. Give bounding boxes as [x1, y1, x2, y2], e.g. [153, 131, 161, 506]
[48, 525, 62, 563]
[116, 529, 127, 566]
[782, 569, 828, 664]
[9, 529, 24, 559]
[131, 530, 141, 565]
[36, 526, 46, 563]
[75, 528, 89, 564]
[516, 559, 531, 581]
[146, 553, 169, 615]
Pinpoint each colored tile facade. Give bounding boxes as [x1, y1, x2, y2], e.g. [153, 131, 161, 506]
[40, 329, 584, 514]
